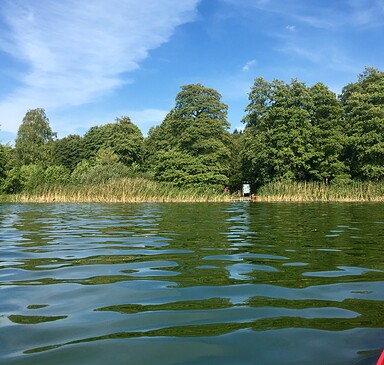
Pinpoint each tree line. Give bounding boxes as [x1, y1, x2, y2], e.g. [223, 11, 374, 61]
[0, 67, 383, 195]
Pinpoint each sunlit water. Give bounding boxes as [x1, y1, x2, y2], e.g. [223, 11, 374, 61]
[1, 202, 384, 365]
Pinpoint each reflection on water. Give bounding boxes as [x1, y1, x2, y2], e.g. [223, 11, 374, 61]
[0, 202, 384, 364]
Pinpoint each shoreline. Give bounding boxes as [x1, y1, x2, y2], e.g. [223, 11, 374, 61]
[1, 180, 382, 204]
[1, 195, 383, 204]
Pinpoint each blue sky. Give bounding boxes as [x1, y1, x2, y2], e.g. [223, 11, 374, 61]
[1, 0, 383, 144]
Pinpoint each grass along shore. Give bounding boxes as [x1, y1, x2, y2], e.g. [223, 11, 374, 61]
[254, 181, 384, 202]
[1, 179, 383, 203]
[1, 177, 232, 203]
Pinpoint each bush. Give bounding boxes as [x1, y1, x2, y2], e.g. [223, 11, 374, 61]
[71, 160, 92, 184]
[1, 167, 22, 194]
[71, 159, 132, 185]
[44, 165, 71, 185]
[20, 164, 45, 192]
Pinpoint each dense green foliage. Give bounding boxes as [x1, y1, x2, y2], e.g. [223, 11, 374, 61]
[82, 116, 143, 166]
[145, 84, 231, 189]
[340, 67, 384, 181]
[0, 68, 383, 199]
[15, 108, 57, 166]
[0, 144, 6, 182]
[242, 78, 348, 187]
[53, 134, 84, 171]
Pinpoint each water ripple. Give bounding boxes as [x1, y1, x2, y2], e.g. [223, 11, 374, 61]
[1, 202, 384, 365]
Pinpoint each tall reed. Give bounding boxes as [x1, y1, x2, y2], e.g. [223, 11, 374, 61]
[3, 179, 383, 203]
[255, 181, 384, 202]
[10, 177, 232, 203]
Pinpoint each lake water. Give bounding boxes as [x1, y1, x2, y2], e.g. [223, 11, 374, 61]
[0, 202, 384, 365]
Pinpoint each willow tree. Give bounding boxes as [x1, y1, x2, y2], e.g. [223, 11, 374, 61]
[15, 108, 56, 166]
[146, 84, 231, 188]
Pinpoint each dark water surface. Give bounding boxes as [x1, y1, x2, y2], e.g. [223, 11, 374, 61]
[1, 202, 384, 365]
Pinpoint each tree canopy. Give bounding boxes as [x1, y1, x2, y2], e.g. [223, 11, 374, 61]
[82, 116, 143, 167]
[340, 67, 384, 181]
[54, 134, 84, 171]
[241, 78, 348, 186]
[15, 108, 56, 166]
[145, 84, 231, 188]
[1, 67, 383, 196]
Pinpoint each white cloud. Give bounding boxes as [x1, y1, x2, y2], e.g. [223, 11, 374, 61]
[0, 0, 200, 133]
[286, 25, 296, 31]
[242, 59, 256, 72]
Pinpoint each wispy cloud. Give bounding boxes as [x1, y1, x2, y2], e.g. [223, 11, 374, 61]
[242, 59, 256, 72]
[0, 0, 200, 133]
[221, 0, 383, 79]
[278, 41, 362, 76]
[281, 44, 322, 64]
[347, 0, 384, 27]
[222, 0, 384, 30]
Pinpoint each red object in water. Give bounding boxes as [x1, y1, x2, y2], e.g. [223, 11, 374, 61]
[377, 350, 384, 365]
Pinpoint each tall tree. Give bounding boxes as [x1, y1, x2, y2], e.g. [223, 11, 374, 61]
[340, 67, 384, 181]
[53, 134, 84, 171]
[15, 108, 56, 166]
[228, 130, 245, 192]
[0, 144, 6, 183]
[0, 144, 19, 193]
[308, 82, 349, 183]
[242, 78, 315, 186]
[242, 78, 348, 187]
[82, 116, 143, 167]
[146, 84, 231, 188]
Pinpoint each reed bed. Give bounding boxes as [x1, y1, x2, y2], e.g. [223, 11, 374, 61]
[2, 179, 383, 204]
[9, 177, 232, 203]
[255, 181, 384, 202]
